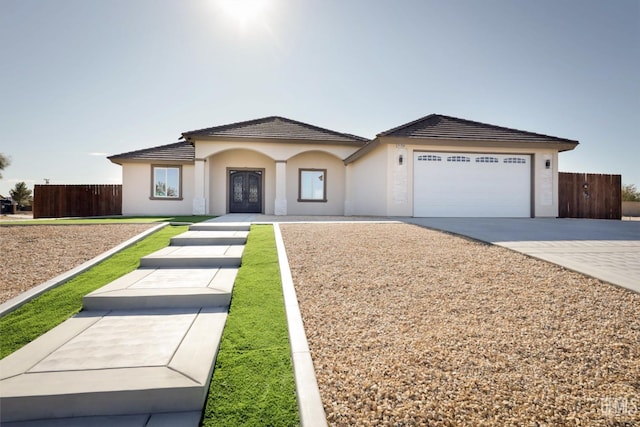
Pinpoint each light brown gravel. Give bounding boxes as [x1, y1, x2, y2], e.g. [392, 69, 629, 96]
[281, 223, 640, 427]
[0, 224, 155, 304]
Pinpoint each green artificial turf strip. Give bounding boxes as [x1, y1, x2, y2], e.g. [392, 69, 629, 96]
[0, 225, 188, 359]
[0, 215, 215, 225]
[202, 224, 299, 427]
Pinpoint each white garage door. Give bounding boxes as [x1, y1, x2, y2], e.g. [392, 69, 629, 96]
[413, 152, 531, 217]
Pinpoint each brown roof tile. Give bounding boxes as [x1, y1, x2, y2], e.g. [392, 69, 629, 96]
[379, 114, 579, 144]
[182, 116, 369, 144]
[108, 142, 194, 163]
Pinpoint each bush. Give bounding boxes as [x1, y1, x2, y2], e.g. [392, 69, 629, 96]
[622, 184, 640, 202]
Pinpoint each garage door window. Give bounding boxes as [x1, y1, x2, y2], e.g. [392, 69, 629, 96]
[447, 155, 470, 162]
[417, 155, 442, 161]
[476, 156, 498, 163]
[504, 157, 527, 164]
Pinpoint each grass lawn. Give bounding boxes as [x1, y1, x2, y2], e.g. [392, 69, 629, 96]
[0, 224, 188, 359]
[202, 225, 299, 427]
[0, 215, 215, 225]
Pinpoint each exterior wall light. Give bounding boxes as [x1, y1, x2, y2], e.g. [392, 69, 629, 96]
[545, 159, 551, 169]
[399, 154, 404, 166]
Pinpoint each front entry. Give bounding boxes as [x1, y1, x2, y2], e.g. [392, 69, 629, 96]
[228, 170, 263, 213]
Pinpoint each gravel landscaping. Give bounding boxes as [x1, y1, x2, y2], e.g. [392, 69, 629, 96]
[281, 223, 640, 426]
[0, 224, 155, 304]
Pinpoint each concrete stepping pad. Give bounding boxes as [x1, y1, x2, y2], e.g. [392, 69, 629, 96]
[139, 245, 244, 268]
[0, 308, 226, 423]
[188, 222, 251, 232]
[2, 411, 202, 427]
[170, 230, 248, 246]
[83, 268, 237, 310]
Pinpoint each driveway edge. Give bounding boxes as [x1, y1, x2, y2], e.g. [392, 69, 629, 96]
[273, 223, 328, 427]
[0, 223, 169, 317]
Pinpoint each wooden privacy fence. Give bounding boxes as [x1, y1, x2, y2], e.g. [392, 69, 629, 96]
[558, 173, 621, 219]
[33, 185, 122, 219]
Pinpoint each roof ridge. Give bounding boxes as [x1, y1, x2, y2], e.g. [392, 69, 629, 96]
[181, 115, 369, 142]
[377, 113, 439, 137]
[270, 116, 370, 142]
[180, 116, 280, 138]
[379, 113, 578, 143]
[437, 114, 579, 143]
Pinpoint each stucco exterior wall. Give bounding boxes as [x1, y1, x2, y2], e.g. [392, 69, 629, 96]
[375, 142, 561, 217]
[195, 139, 357, 163]
[532, 151, 559, 217]
[121, 163, 195, 216]
[346, 144, 388, 216]
[208, 149, 276, 215]
[285, 151, 346, 215]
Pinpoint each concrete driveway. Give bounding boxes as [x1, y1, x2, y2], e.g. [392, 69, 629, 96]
[404, 218, 640, 294]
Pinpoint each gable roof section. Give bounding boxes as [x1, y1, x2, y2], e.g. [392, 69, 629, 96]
[344, 114, 579, 164]
[181, 116, 368, 145]
[108, 142, 194, 164]
[379, 114, 579, 144]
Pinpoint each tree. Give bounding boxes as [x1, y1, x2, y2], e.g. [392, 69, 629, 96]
[622, 184, 640, 202]
[10, 182, 32, 208]
[0, 153, 10, 179]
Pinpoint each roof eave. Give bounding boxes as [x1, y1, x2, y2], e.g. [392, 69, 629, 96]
[344, 139, 382, 164]
[345, 136, 579, 164]
[380, 135, 579, 150]
[108, 157, 195, 165]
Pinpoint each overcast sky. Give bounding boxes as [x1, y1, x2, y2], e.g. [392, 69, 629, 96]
[1, 0, 638, 197]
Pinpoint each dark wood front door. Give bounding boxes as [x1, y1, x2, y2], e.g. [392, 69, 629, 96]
[228, 170, 263, 213]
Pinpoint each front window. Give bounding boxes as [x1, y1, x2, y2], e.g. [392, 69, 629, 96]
[152, 166, 181, 199]
[298, 169, 327, 202]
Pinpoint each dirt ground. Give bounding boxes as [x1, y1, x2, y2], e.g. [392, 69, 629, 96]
[281, 223, 640, 426]
[0, 223, 155, 304]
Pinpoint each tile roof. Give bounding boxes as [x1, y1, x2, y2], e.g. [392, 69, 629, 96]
[108, 142, 194, 163]
[182, 116, 369, 144]
[378, 114, 579, 144]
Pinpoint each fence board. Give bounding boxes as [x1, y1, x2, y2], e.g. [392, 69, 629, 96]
[558, 173, 621, 219]
[33, 185, 122, 219]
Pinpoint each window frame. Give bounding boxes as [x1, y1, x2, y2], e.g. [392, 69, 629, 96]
[150, 164, 183, 200]
[298, 168, 327, 203]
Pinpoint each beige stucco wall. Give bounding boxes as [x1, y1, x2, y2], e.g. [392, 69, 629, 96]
[208, 149, 276, 215]
[532, 151, 559, 217]
[348, 141, 562, 217]
[121, 163, 195, 216]
[195, 139, 358, 163]
[285, 151, 346, 215]
[346, 144, 388, 216]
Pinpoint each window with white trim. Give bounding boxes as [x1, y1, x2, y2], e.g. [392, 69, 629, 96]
[152, 165, 181, 199]
[298, 169, 327, 202]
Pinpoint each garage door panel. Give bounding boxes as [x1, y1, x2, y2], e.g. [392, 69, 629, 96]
[413, 152, 531, 217]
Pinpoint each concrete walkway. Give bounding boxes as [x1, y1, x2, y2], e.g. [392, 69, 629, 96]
[0, 219, 248, 426]
[405, 218, 640, 294]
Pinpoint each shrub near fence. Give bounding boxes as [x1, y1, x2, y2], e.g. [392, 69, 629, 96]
[558, 173, 621, 220]
[33, 185, 122, 218]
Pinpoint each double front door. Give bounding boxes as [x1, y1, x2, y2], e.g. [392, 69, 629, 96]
[228, 170, 263, 213]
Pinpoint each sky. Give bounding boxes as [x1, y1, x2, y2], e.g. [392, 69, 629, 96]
[1, 0, 638, 197]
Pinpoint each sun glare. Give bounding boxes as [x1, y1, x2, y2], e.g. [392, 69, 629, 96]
[217, 0, 269, 30]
